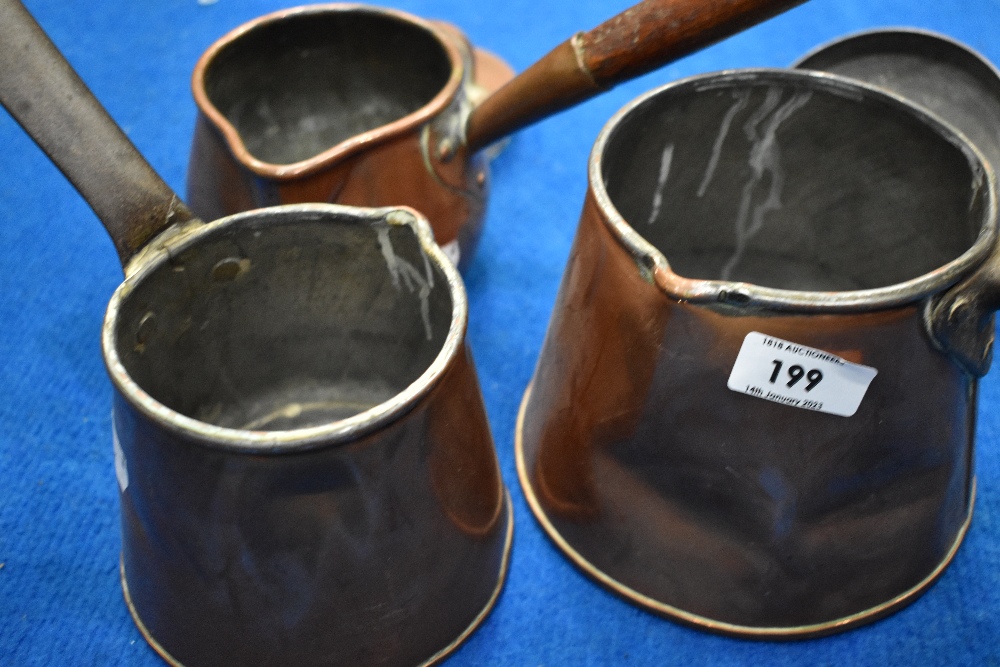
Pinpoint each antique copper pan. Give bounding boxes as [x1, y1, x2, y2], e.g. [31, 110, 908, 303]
[517, 68, 999, 637]
[187, 0, 807, 270]
[0, 1, 510, 665]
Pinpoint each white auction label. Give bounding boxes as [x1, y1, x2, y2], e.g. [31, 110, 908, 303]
[727, 332, 878, 417]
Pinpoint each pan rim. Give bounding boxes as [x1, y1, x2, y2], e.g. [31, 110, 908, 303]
[101, 203, 468, 453]
[588, 67, 999, 313]
[191, 3, 466, 179]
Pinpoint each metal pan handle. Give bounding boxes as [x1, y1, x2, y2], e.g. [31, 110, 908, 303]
[0, 0, 196, 268]
[464, 0, 808, 152]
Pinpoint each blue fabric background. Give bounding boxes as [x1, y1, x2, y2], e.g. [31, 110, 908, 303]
[2, 0, 1000, 664]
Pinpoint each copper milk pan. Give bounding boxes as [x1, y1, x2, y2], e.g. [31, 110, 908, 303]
[0, 2, 511, 665]
[516, 68, 998, 637]
[187, 0, 807, 270]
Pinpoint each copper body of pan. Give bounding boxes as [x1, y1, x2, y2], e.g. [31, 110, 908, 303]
[186, 5, 507, 270]
[0, 2, 510, 665]
[517, 69, 999, 637]
[187, 0, 808, 270]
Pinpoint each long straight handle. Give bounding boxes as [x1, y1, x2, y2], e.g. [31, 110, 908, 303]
[464, 0, 807, 152]
[0, 0, 195, 267]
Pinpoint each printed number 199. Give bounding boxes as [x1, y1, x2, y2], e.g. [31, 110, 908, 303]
[769, 360, 823, 391]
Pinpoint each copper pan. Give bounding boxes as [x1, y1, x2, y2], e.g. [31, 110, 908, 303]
[517, 68, 999, 637]
[0, 1, 510, 665]
[187, 0, 807, 270]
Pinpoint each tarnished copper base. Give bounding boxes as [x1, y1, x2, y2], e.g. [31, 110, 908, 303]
[515, 382, 975, 639]
[121, 491, 515, 667]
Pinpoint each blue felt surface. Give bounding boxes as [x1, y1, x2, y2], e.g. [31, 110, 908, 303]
[3, 0, 1000, 664]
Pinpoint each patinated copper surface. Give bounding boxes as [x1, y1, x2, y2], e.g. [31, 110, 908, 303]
[519, 195, 974, 634]
[517, 70, 996, 637]
[116, 340, 511, 667]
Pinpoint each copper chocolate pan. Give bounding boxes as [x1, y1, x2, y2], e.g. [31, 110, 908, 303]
[517, 68, 999, 637]
[187, 0, 807, 270]
[0, 1, 511, 665]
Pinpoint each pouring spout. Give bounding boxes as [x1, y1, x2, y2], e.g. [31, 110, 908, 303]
[464, 0, 808, 153]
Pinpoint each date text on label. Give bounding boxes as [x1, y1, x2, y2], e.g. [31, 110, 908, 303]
[727, 332, 877, 417]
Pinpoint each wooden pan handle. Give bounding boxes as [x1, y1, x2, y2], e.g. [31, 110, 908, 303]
[464, 0, 807, 152]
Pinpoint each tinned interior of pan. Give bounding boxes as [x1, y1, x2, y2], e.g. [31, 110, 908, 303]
[600, 76, 987, 292]
[202, 10, 454, 165]
[112, 209, 454, 432]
